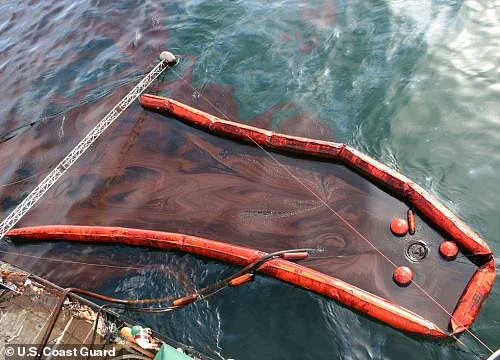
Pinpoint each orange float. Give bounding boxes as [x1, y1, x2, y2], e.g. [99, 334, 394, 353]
[407, 209, 416, 235]
[390, 218, 409, 236]
[393, 266, 413, 286]
[440, 240, 459, 260]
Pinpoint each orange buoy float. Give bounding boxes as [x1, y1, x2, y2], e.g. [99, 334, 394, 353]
[172, 294, 198, 307]
[282, 252, 309, 260]
[407, 209, 416, 235]
[229, 273, 254, 287]
[390, 218, 409, 236]
[393, 266, 413, 286]
[440, 240, 459, 260]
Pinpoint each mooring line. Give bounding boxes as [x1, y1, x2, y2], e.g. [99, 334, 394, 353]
[0, 249, 145, 270]
[167, 64, 495, 356]
[0, 53, 176, 241]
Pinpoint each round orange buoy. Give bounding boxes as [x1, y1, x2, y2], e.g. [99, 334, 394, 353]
[439, 240, 459, 260]
[393, 266, 413, 286]
[390, 218, 408, 236]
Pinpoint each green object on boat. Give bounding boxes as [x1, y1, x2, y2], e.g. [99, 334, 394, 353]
[153, 343, 194, 360]
[130, 325, 143, 336]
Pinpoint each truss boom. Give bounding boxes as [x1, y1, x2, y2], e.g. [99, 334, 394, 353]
[0, 59, 170, 240]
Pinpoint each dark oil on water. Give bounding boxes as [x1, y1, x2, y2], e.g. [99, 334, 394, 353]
[0, 1, 499, 359]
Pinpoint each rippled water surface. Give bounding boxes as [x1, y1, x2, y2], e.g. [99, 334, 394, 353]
[0, 1, 499, 359]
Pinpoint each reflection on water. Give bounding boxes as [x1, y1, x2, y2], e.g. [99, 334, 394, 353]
[0, 0, 499, 359]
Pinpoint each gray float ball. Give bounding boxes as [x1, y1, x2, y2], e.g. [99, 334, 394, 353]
[160, 51, 177, 65]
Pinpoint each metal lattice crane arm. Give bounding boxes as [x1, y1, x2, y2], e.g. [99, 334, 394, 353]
[0, 52, 176, 240]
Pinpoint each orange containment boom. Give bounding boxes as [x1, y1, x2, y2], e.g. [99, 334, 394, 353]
[139, 94, 492, 257]
[135, 94, 495, 336]
[8, 225, 447, 336]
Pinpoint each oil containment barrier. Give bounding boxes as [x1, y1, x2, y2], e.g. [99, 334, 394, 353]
[7, 94, 495, 337]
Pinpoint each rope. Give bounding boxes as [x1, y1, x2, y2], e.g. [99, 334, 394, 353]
[0, 249, 145, 270]
[165, 63, 495, 356]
